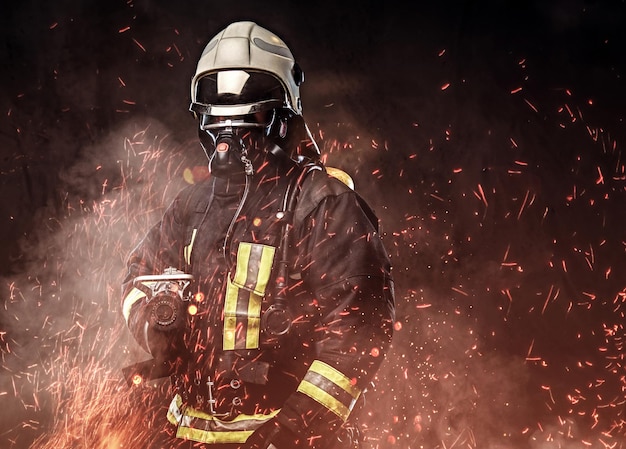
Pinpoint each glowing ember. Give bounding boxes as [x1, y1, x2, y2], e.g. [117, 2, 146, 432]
[187, 304, 198, 316]
[2, 9, 625, 449]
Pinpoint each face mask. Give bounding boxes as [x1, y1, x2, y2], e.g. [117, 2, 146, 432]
[208, 130, 255, 178]
[199, 113, 273, 178]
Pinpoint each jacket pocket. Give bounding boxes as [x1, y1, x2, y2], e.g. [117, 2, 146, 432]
[223, 242, 276, 350]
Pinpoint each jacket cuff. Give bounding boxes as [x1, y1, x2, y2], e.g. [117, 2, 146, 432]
[274, 360, 361, 448]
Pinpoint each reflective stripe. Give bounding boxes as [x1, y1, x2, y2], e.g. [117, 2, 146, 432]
[167, 394, 279, 444]
[296, 360, 361, 421]
[298, 380, 351, 421]
[122, 287, 147, 324]
[177, 427, 254, 444]
[308, 360, 361, 399]
[224, 243, 275, 350]
[223, 276, 239, 350]
[167, 394, 184, 425]
[232, 242, 253, 287]
[254, 244, 275, 294]
[184, 228, 198, 266]
[232, 242, 275, 295]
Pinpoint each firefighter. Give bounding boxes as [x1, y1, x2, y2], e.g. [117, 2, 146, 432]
[121, 21, 395, 449]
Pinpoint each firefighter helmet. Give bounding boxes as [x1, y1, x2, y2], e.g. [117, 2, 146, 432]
[189, 21, 318, 174]
[190, 21, 304, 117]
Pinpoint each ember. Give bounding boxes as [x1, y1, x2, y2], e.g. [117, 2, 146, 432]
[1, 2, 625, 449]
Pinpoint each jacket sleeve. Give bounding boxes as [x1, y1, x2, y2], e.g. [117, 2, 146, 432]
[272, 185, 395, 448]
[121, 189, 190, 356]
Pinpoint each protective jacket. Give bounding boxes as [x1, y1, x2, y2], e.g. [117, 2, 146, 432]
[122, 154, 395, 448]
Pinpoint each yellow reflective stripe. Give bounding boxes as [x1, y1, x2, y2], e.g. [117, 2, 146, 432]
[167, 394, 184, 425]
[254, 245, 275, 295]
[223, 275, 238, 350]
[232, 242, 275, 295]
[296, 360, 362, 421]
[122, 287, 147, 323]
[232, 242, 252, 286]
[167, 413, 178, 426]
[309, 360, 361, 399]
[184, 228, 198, 266]
[176, 426, 254, 444]
[297, 380, 351, 421]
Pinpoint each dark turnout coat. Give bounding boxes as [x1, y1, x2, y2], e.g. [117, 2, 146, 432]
[122, 155, 395, 448]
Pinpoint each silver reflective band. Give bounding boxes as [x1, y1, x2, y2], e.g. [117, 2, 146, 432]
[200, 120, 266, 131]
[190, 100, 284, 117]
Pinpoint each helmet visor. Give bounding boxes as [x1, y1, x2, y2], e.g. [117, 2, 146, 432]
[192, 70, 286, 116]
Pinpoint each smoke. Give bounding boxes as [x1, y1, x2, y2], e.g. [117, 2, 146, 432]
[0, 117, 195, 448]
[2, 2, 626, 448]
[304, 34, 626, 448]
[2, 101, 626, 449]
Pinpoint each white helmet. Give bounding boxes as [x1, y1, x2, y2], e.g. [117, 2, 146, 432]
[190, 21, 304, 119]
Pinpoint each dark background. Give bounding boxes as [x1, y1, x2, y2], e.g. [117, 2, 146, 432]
[1, 1, 626, 448]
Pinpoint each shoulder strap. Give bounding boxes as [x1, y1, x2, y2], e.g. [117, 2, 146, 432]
[274, 161, 321, 288]
[262, 162, 320, 338]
